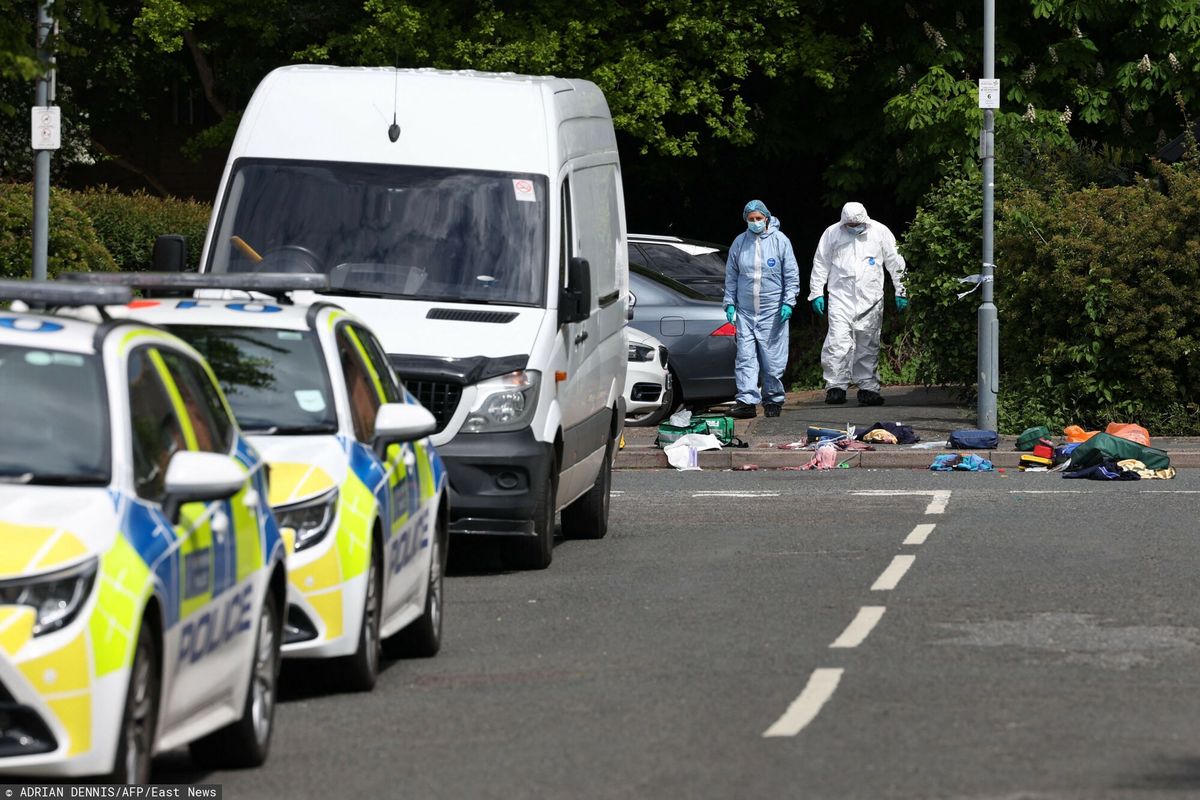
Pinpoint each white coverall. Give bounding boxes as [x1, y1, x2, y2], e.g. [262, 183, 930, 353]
[808, 202, 907, 392]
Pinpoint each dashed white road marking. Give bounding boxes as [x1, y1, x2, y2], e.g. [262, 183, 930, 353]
[904, 523, 936, 545]
[762, 668, 844, 738]
[691, 491, 781, 498]
[871, 555, 916, 591]
[830, 606, 887, 649]
[850, 490, 952, 515]
[1009, 490, 1083, 494]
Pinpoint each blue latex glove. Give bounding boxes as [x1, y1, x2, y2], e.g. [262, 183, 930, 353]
[725, 304, 736, 324]
[896, 297, 909, 312]
[780, 304, 793, 321]
[811, 297, 825, 316]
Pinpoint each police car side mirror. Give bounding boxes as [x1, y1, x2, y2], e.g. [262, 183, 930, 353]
[373, 403, 437, 456]
[163, 451, 246, 524]
[153, 235, 188, 272]
[558, 256, 591, 326]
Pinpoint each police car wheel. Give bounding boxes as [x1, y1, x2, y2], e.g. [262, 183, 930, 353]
[339, 541, 383, 691]
[109, 618, 159, 784]
[189, 589, 281, 768]
[508, 472, 556, 570]
[561, 433, 612, 540]
[385, 517, 444, 658]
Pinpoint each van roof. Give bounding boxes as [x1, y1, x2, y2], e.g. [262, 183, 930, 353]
[231, 66, 615, 175]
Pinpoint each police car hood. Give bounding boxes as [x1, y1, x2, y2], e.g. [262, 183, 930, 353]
[0, 487, 116, 579]
[246, 434, 349, 509]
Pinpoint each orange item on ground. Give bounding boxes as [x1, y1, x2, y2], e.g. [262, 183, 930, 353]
[1105, 422, 1151, 447]
[1063, 425, 1100, 443]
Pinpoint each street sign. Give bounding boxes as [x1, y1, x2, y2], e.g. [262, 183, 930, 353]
[31, 106, 60, 150]
[978, 79, 1000, 110]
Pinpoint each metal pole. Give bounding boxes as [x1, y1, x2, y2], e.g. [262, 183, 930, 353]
[978, 0, 998, 429]
[31, 0, 53, 281]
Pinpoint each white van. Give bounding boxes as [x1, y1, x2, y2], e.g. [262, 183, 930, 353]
[186, 66, 627, 569]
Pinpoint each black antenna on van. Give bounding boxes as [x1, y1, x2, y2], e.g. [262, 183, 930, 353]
[388, 65, 401, 143]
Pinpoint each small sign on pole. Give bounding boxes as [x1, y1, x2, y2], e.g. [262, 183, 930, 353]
[978, 79, 1000, 110]
[31, 106, 60, 150]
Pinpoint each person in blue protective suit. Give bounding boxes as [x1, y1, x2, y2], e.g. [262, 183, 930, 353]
[723, 199, 799, 419]
[809, 201, 908, 406]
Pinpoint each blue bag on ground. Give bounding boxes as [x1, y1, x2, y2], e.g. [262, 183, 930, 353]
[947, 429, 1000, 449]
[1063, 460, 1140, 481]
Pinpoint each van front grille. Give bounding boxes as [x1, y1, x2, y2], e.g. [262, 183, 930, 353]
[404, 380, 462, 432]
[426, 308, 518, 324]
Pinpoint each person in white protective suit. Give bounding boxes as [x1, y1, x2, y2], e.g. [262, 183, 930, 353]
[723, 199, 799, 419]
[809, 201, 908, 406]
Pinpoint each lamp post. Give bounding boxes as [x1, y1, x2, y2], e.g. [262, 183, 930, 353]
[31, 0, 55, 281]
[978, 0, 998, 430]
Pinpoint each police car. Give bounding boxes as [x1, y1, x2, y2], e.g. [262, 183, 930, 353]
[73, 273, 450, 692]
[0, 280, 286, 782]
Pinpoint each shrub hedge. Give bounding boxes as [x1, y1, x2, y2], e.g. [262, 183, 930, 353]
[901, 141, 1200, 434]
[0, 183, 117, 277]
[69, 187, 211, 272]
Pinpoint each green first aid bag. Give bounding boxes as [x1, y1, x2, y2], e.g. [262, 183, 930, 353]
[1016, 425, 1052, 451]
[1067, 432, 1170, 470]
[655, 418, 711, 447]
[692, 413, 736, 446]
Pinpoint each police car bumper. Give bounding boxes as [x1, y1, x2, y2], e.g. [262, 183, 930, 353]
[281, 530, 367, 660]
[0, 620, 126, 777]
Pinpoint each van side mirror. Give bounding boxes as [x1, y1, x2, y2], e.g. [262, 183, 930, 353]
[153, 235, 188, 272]
[558, 256, 591, 326]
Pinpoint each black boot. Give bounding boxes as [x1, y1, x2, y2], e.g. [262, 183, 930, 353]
[764, 403, 782, 418]
[825, 388, 847, 405]
[857, 389, 885, 406]
[728, 402, 757, 419]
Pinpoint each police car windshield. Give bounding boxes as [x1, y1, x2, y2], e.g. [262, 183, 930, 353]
[169, 326, 338, 435]
[207, 159, 548, 307]
[0, 344, 111, 484]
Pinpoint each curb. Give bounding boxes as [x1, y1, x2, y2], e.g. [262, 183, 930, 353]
[614, 446, 1200, 470]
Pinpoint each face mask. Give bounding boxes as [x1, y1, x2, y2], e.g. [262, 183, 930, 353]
[748, 219, 767, 234]
[846, 223, 866, 235]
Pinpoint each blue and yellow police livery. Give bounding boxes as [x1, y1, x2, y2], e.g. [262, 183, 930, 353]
[0, 281, 286, 782]
[100, 274, 449, 692]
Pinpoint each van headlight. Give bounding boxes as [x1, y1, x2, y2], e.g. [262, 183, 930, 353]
[461, 370, 540, 433]
[277, 489, 338, 552]
[0, 559, 98, 636]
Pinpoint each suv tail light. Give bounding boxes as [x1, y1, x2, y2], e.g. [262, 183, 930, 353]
[710, 322, 736, 337]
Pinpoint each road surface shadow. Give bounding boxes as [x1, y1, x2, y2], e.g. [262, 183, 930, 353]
[1114, 755, 1200, 792]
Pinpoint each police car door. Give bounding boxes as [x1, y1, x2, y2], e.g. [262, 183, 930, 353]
[129, 347, 249, 727]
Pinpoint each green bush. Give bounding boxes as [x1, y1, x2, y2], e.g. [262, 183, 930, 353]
[900, 134, 1200, 434]
[69, 187, 211, 272]
[0, 182, 117, 277]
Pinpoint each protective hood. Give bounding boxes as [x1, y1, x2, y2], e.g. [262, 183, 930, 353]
[0, 487, 116, 579]
[759, 216, 782, 239]
[246, 434, 348, 508]
[840, 202, 870, 226]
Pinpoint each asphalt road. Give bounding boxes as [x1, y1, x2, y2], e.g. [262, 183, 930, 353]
[156, 470, 1200, 799]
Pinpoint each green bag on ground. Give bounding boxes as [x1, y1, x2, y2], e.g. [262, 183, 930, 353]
[692, 413, 736, 446]
[655, 418, 712, 447]
[655, 413, 741, 448]
[1066, 432, 1170, 470]
[1016, 425, 1051, 451]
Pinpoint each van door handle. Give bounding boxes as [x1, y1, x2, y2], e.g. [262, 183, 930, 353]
[574, 332, 589, 346]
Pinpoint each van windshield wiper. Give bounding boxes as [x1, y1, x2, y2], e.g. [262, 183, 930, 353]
[316, 288, 395, 299]
[26, 472, 110, 486]
[244, 423, 337, 435]
[0, 472, 33, 484]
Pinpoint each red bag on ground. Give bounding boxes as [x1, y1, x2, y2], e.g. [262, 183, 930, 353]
[1105, 422, 1151, 447]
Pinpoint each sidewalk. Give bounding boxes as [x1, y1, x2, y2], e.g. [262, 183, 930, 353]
[615, 386, 1200, 469]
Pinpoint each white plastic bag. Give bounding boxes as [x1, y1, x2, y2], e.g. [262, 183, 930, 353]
[663, 433, 722, 471]
[669, 408, 693, 428]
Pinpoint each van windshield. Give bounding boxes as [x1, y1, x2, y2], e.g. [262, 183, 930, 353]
[207, 159, 549, 307]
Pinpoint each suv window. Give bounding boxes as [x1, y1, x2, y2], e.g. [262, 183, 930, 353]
[160, 349, 235, 454]
[128, 349, 187, 502]
[336, 326, 381, 441]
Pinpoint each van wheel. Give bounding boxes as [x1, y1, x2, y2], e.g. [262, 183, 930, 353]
[561, 434, 613, 540]
[109, 617, 159, 784]
[338, 541, 382, 691]
[385, 518, 445, 658]
[509, 473, 555, 570]
[189, 589, 280, 769]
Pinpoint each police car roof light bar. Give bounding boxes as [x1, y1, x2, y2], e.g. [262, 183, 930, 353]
[60, 272, 331, 298]
[0, 279, 134, 308]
